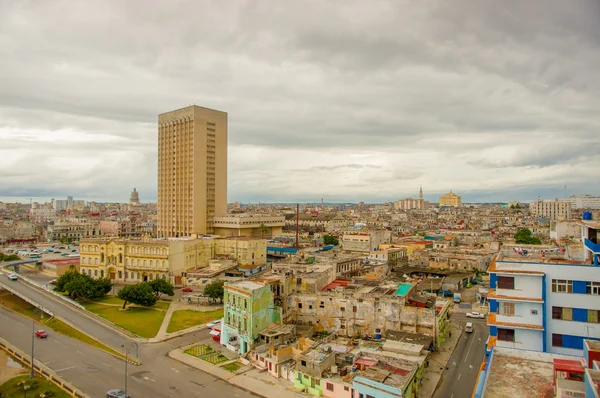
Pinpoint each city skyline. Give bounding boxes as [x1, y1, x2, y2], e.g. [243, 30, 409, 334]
[1, 1, 599, 203]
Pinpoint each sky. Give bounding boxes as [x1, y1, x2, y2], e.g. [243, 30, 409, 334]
[1, 0, 599, 204]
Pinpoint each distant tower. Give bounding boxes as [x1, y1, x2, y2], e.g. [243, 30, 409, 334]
[419, 185, 423, 201]
[130, 188, 141, 206]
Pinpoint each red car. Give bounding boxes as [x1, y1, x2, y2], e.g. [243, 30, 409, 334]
[181, 287, 193, 292]
[49, 279, 57, 285]
[35, 330, 48, 338]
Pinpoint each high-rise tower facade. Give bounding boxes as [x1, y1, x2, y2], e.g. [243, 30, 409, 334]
[157, 106, 228, 238]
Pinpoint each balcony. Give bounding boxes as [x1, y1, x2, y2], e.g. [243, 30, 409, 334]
[585, 238, 600, 254]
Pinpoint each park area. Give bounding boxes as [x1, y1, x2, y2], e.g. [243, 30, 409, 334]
[167, 309, 223, 333]
[80, 298, 169, 338]
[0, 374, 70, 398]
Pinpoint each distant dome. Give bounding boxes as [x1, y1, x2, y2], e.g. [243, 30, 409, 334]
[130, 188, 141, 205]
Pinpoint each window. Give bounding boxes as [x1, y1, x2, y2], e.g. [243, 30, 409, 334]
[320, 301, 324, 308]
[552, 306, 563, 319]
[589, 310, 599, 323]
[340, 307, 345, 312]
[497, 276, 515, 289]
[298, 303, 302, 309]
[309, 305, 313, 309]
[344, 386, 350, 391]
[587, 282, 600, 295]
[353, 306, 357, 313]
[552, 333, 563, 347]
[562, 307, 573, 321]
[502, 303, 515, 316]
[552, 279, 573, 293]
[497, 328, 515, 342]
[301, 360, 306, 366]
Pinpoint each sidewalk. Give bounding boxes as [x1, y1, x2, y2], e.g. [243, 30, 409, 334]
[170, 347, 305, 398]
[148, 300, 223, 342]
[418, 320, 463, 398]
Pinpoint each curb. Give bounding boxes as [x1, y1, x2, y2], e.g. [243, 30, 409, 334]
[431, 323, 464, 396]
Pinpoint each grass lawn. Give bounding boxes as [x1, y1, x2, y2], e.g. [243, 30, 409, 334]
[84, 304, 165, 338]
[202, 352, 228, 365]
[221, 362, 241, 373]
[184, 344, 214, 357]
[167, 309, 223, 333]
[81, 296, 171, 311]
[0, 292, 126, 360]
[0, 374, 70, 397]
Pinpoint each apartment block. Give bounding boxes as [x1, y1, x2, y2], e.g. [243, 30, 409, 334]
[220, 280, 281, 354]
[487, 255, 600, 357]
[157, 106, 227, 238]
[530, 198, 571, 220]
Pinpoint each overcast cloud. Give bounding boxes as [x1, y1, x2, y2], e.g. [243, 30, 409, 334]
[1, 0, 599, 204]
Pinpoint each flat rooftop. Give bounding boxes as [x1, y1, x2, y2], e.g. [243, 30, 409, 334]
[483, 348, 573, 398]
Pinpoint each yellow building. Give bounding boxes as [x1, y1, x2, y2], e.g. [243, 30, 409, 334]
[213, 215, 285, 238]
[439, 191, 461, 208]
[79, 236, 267, 285]
[157, 106, 228, 238]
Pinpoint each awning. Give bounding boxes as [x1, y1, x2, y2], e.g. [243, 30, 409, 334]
[210, 330, 220, 336]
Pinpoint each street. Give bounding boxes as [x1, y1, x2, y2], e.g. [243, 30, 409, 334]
[0, 278, 258, 398]
[433, 314, 487, 398]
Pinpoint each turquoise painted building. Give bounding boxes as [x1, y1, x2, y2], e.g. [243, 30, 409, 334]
[220, 280, 280, 354]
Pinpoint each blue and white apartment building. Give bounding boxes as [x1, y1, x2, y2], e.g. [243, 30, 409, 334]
[487, 232, 600, 356]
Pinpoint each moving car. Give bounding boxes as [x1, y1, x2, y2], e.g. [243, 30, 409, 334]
[7, 273, 18, 281]
[35, 330, 48, 338]
[466, 312, 486, 319]
[465, 322, 473, 333]
[49, 279, 57, 285]
[181, 287, 193, 292]
[106, 389, 131, 398]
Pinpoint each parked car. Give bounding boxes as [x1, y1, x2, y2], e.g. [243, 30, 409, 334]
[106, 389, 130, 398]
[53, 251, 61, 254]
[466, 312, 486, 319]
[49, 279, 57, 285]
[61, 253, 70, 256]
[7, 273, 18, 281]
[35, 330, 48, 338]
[206, 320, 220, 329]
[181, 287, 193, 292]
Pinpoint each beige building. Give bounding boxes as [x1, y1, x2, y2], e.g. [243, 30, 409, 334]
[394, 186, 428, 210]
[213, 214, 285, 238]
[79, 235, 267, 285]
[157, 105, 228, 238]
[530, 199, 571, 220]
[439, 191, 461, 208]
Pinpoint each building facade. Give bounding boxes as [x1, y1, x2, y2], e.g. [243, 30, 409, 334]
[530, 199, 571, 220]
[220, 280, 281, 354]
[157, 106, 228, 238]
[213, 214, 285, 238]
[487, 256, 600, 357]
[567, 195, 600, 209]
[439, 191, 461, 208]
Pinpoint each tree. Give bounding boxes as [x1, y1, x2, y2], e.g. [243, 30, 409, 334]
[54, 270, 113, 299]
[323, 234, 339, 246]
[204, 280, 225, 303]
[117, 283, 157, 309]
[148, 278, 174, 299]
[0, 253, 20, 262]
[514, 228, 541, 245]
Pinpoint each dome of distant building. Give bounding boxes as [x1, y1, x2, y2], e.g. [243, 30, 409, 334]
[130, 188, 141, 205]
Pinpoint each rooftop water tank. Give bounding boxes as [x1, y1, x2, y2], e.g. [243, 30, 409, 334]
[583, 211, 592, 220]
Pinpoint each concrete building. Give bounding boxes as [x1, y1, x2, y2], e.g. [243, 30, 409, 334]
[487, 255, 600, 357]
[439, 191, 461, 208]
[79, 235, 267, 285]
[342, 230, 391, 253]
[213, 214, 285, 238]
[567, 194, 600, 209]
[53, 196, 85, 211]
[530, 198, 571, 220]
[220, 280, 281, 354]
[157, 105, 227, 238]
[393, 186, 428, 210]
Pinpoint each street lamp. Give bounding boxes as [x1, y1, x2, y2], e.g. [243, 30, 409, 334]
[30, 307, 44, 378]
[121, 342, 138, 397]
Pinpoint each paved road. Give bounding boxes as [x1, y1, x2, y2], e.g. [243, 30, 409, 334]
[433, 314, 487, 398]
[0, 278, 257, 398]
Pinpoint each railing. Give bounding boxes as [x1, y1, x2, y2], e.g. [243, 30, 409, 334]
[585, 238, 600, 253]
[0, 337, 90, 398]
[0, 281, 54, 316]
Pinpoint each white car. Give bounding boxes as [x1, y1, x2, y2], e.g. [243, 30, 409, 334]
[206, 320, 221, 329]
[7, 273, 18, 281]
[466, 312, 486, 319]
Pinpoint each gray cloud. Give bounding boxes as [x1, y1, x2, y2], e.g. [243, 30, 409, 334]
[0, 0, 599, 203]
